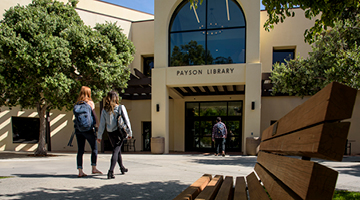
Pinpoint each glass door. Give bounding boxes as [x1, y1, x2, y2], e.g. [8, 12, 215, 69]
[142, 122, 151, 151]
[185, 101, 242, 152]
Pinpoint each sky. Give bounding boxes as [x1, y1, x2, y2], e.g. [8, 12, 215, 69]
[100, 0, 266, 14]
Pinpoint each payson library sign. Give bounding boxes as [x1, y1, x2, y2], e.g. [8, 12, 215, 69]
[0, 0, 359, 155]
[176, 68, 235, 76]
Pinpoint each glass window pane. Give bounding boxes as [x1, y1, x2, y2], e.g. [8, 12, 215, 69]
[194, 137, 200, 148]
[170, 31, 207, 66]
[170, 1, 206, 32]
[228, 101, 242, 116]
[143, 57, 153, 77]
[207, 0, 245, 29]
[272, 50, 295, 65]
[224, 121, 240, 136]
[200, 102, 227, 116]
[186, 102, 199, 117]
[12, 117, 40, 143]
[194, 121, 200, 136]
[201, 121, 213, 137]
[199, 137, 212, 148]
[224, 120, 241, 149]
[207, 28, 245, 64]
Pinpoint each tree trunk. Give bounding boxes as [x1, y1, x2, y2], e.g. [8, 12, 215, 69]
[34, 102, 48, 156]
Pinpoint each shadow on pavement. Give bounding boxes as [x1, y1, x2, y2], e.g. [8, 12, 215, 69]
[0, 180, 187, 200]
[333, 164, 360, 177]
[190, 156, 257, 167]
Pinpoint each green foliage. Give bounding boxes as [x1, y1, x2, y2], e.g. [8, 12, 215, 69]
[0, 0, 135, 154]
[261, 0, 360, 43]
[0, 0, 135, 111]
[189, 0, 203, 10]
[333, 190, 360, 200]
[170, 40, 212, 66]
[270, 14, 360, 96]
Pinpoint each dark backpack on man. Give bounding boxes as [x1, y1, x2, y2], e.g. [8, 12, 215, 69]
[216, 122, 226, 138]
[73, 101, 94, 132]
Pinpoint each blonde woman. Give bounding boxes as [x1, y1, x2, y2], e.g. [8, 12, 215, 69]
[74, 86, 102, 177]
[97, 91, 132, 179]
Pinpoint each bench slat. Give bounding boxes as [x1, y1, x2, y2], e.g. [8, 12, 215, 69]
[173, 174, 212, 200]
[214, 176, 233, 200]
[257, 151, 338, 200]
[254, 163, 301, 200]
[246, 172, 270, 200]
[195, 175, 223, 200]
[233, 177, 248, 200]
[260, 122, 350, 161]
[262, 82, 356, 141]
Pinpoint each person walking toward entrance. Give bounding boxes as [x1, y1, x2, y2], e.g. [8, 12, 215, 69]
[74, 86, 102, 177]
[97, 91, 132, 179]
[212, 117, 227, 156]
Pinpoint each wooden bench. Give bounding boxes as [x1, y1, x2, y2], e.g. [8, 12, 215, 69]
[173, 82, 357, 200]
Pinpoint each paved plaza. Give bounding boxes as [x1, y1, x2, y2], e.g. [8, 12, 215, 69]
[0, 151, 360, 199]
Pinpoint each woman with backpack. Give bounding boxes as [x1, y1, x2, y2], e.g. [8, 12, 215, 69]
[97, 91, 132, 179]
[74, 86, 103, 177]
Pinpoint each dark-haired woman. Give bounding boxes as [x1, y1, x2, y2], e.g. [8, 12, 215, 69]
[97, 91, 132, 179]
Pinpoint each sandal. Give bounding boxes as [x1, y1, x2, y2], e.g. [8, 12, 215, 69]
[92, 170, 103, 174]
[78, 173, 88, 178]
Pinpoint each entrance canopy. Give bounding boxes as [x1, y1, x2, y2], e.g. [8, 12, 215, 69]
[174, 85, 245, 97]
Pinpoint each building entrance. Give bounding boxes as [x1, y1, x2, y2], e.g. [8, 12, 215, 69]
[185, 101, 243, 152]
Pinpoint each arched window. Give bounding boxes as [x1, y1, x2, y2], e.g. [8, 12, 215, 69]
[169, 0, 246, 66]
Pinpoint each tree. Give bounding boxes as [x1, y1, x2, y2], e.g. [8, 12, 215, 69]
[170, 40, 213, 66]
[189, 0, 359, 43]
[261, 0, 360, 95]
[0, 0, 135, 155]
[261, 0, 360, 43]
[188, 0, 360, 95]
[270, 14, 360, 97]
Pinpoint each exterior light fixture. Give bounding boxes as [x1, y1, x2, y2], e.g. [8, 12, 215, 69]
[156, 104, 160, 112]
[251, 101, 255, 110]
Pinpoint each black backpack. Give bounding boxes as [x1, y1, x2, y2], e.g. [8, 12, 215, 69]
[73, 101, 94, 132]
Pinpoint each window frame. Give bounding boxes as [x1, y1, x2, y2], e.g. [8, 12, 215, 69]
[168, 0, 247, 66]
[272, 48, 295, 66]
[12, 116, 40, 144]
[142, 56, 154, 77]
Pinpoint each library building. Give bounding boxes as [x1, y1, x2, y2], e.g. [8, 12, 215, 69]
[1, 0, 360, 155]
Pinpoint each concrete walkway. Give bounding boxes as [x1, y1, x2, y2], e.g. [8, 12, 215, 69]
[0, 151, 359, 199]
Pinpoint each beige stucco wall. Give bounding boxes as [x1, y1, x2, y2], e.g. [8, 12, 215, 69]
[0, 105, 100, 152]
[75, 0, 154, 22]
[76, 9, 132, 37]
[260, 9, 315, 72]
[1, 0, 154, 38]
[2, 0, 359, 155]
[1, 0, 32, 17]
[0, 0, 148, 152]
[154, 0, 260, 68]
[120, 100, 151, 151]
[153, 0, 262, 153]
[1, 0, 153, 21]
[260, 96, 309, 133]
[130, 20, 155, 73]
